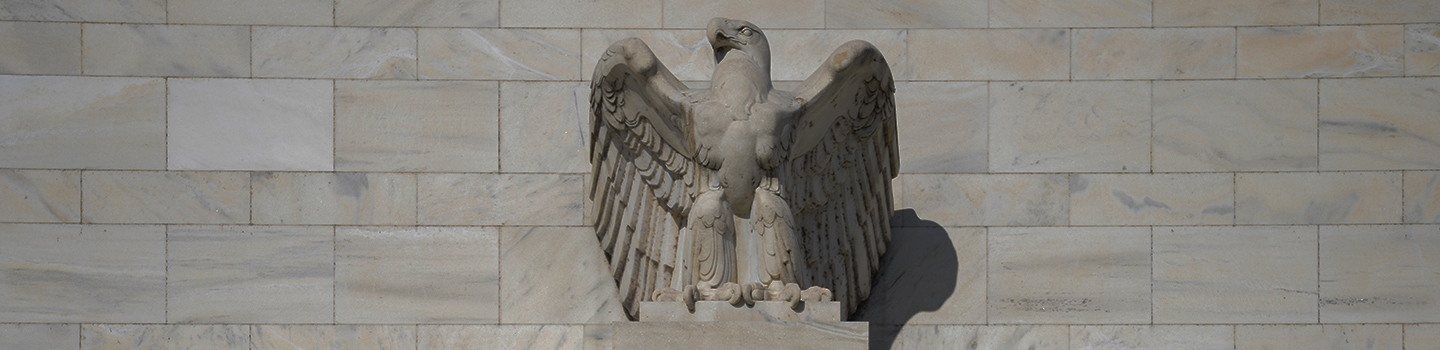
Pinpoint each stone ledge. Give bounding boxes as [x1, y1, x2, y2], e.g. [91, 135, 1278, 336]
[639, 301, 843, 322]
[611, 321, 868, 350]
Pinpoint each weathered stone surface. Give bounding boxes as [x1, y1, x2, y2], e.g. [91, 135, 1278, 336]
[0, 0, 164, 22]
[0, 21, 80, 75]
[336, 226, 499, 323]
[82, 171, 250, 224]
[83, 24, 250, 77]
[903, 174, 1068, 226]
[500, 0, 660, 28]
[0, 324, 77, 350]
[1406, 171, 1440, 223]
[1073, 28, 1235, 80]
[1408, 24, 1440, 76]
[894, 82, 987, 173]
[663, 0, 822, 29]
[1236, 325, 1401, 350]
[990, 81, 1150, 172]
[501, 227, 625, 324]
[0, 170, 80, 223]
[1236, 172, 1401, 224]
[989, 227, 1150, 324]
[911, 29, 1069, 81]
[335, 80, 499, 172]
[0, 76, 165, 169]
[896, 326, 1068, 350]
[639, 301, 842, 322]
[582, 30, 711, 81]
[499, 82, 590, 173]
[611, 321, 866, 350]
[1153, 226, 1317, 323]
[418, 174, 583, 225]
[252, 172, 417, 225]
[1153, 79, 1318, 171]
[1320, 0, 1440, 24]
[1320, 77, 1440, 170]
[1320, 224, 1440, 323]
[168, 78, 333, 171]
[0, 224, 164, 323]
[825, 0, 985, 28]
[420, 325, 584, 350]
[252, 325, 416, 350]
[1154, 0, 1318, 26]
[336, 0, 498, 27]
[168, 225, 333, 323]
[81, 325, 249, 350]
[1239, 25, 1404, 78]
[253, 27, 417, 79]
[991, 0, 1150, 28]
[420, 29, 580, 80]
[1070, 173, 1234, 226]
[1071, 326, 1232, 350]
[169, 0, 331, 25]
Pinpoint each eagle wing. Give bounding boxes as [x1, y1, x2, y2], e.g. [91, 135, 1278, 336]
[783, 40, 898, 314]
[587, 38, 703, 319]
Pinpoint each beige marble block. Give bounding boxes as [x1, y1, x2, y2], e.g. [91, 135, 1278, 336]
[1239, 25, 1404, 78]
[1155, 0, 1318, 26]
[988, 227, 1150, 324]
[910, 29, 1068, 81]
[1153, 79, 1319, 172]
[1320, 224, 1440, 323]
[0, 224, 164, 322]
[418, 174, 584, 225]
[1071, 326, 1233, 350]
[1073, 28, 1236, 80]
[856, 227, 985, 325]
[584, 325, 612, 350]
[500, 82, 590, 173]
[169, 0, 332, 25]
[991, 0, 1150, 28]
[168, 225, 333, 323]
[767, 30, 911, 81]
[825, 0, 985, 28]
[500, 0, 660, 28]
[0, 324, 77, 350]
[1236, 172, 1401, 224]
[500, 227, 624, 324]
[168, 78, 333, 171]
[82, 171, 250, 224]
[337, 0, 498, 26]
[254, 27, 416, 79]
[895, 82, 986, 173]
[0, 76, 165, 169]
[1236, 325, 1401, 350]
[1409, 24, 1440, 76]
[1154, 226, 1318, 323]
[81, 325, 248, 350]
[0, 22, 80, 75]
[1406, 171, 1440, 223]
[662, 0, 822, 29]
[897, 326, 1067, 350]
[582, 30, 710, 81]
[1320, 77, 1440, 170]
[0, 0, 164, 23]
[421, 325, 583, 350]
[989, 81, 1150, 173]
[252, 172, 416, 225]
[611, 322, 866, 350]
[1321, 0, 1440, 24]
[0, 170, 80, 223]
[1071, 174, 1234, 226]
[335, 81, 499, 172]
[336, 226, 499, 323]
[252, 325, 416, 350]
[83, 24, 249, 77]
[902, 174, 1068, 226]
[1406, 324, 1440, 349]
[420, 28, 580, 80]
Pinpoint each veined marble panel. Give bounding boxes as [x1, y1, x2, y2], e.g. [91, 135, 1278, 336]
[0, 21, 80, 75]
[582, 30, 710, 81]
[0, 169, 80, 223]
[1236, 172, 1401, 224]
[1073, 28, 1236, 80]
[0, 76, 165, 169]
[895, 82, 987, 173]
[988, 227, 1150, 324]
[1409, 24, 1440, 76]
[81, 325, 248, 350]
[1236, 325, 1401, 350]
[897, 326, 1067, 350]
[83, 24, 249, 77]
[336, 226, 499, 323]
[168, 78, 333, 171]
[991, 0, 1150, 28]
[825, 0, 985, 28]
[662, 0, 822, 28]
[499, 82, 589, 173]
[1153, 79, 1319, 172]
[420, 325, 583, 350]
[0, 0, 164, 22]
[1320, 77, 1440, 170]
[1070, 174, 1234, 225]
[254, 27, 416, 79]
[420, 28, 580, 80]
[767, 30, 910, 81]
[584, 325, 612, 350]
[1321, 0, 1440, 24]
[902, 174, 1068, 226]
[335, 81, 498, 172]
[1154, 0, 1318, 26]
[168, 225, 333, 323]
[252, 325, 416, 350]
[83, 171, 249, 224]
[856, 227, 985, 325]
[1406, 171, 1440, 223]
[337, 0, 497, 26]
[1406, 324, 1440, 349]
[418, 174, 584, 225]
[169, 0, 332, 25]
[1239, 25, 1404, 78]
[1153, 226, 1317, 323]
[1071, 326, 1233, 350]
[0, 324, 77, 350]
[499, 0, 660, 28]
[252, 172, 416, 225]
[500, 227, 624, 324]
[910, 29, 1068, 81]
[0, 224, 164, 322]
[1320, 224, 1440, 323]
[989, 81, 1150, 172]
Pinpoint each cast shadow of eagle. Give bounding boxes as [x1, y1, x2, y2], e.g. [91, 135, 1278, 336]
[853, 209, 961, 350]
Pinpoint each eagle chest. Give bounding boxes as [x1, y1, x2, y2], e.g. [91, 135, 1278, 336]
[693, 102, 789, 193]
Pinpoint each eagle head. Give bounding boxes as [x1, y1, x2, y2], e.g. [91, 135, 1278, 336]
[707, 17, 769, 64]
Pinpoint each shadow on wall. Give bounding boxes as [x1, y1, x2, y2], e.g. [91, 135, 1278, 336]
[852, 209, 960, 350]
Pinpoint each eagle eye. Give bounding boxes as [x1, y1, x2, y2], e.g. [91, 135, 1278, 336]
[739, 27, 753, 36]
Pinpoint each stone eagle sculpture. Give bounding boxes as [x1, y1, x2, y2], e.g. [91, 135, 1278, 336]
[587, 17, 897, 320]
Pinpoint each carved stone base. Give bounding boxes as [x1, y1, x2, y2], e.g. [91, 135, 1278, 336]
[640, 300, 842, 322]
[612, 301, 868, 349]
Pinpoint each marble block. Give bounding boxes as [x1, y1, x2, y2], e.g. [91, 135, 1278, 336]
[910, 29, 1069, 81]
[0, 0, 165, 23]
[1406, 171, 1440, 223]
[1236, 172, 1401, 224]
[901, 174, 1068, 226]
[167, 225, 334, 323]
[499, 82, 590, 173]
[418, 174, 584, 225]
[252, 172, 417, 225]
[420, 325, 584, 350]
[1320, 0, 1440, 24]
[1239, 25, 1404, 78]
[1073, 28, 1236, 80]
[420, 29, 580, 80]
[990, 0, 1150, 28]
[824, 0, 986, 28]
[895, 325, 1068, 350]
[254, 27, 417, 79]
[499, 0, 661, 28]
[0, 76, 165, 169]
[0, 169, 80, 223]
[1320, 224, 1440, 323]
[582, 30, 710, 81]
[1236, 325, 1401, 350]
[610, 321, 866, 350]
[168, 78, 333, 171]
[1154, 0, 1318, 26]
[169, 0, 332, 25]
[851, 227, 986, 325]
[1406, 324, 1440, 349]
[82, 325, 249, 350]
[82, 171, 250, 224]
[989, 81, 1150, 172]
[335, 80, 499, 172]
[639, 301, 842, 322]
[989, 227, 1150, 324]
[337, 0, 498, 26]
[0, 324, 77, 350]
[1071, 326, 1232, 350]
[1408, 24, 1440, 76]
[1153, 79, 1319, 172]
[1320, 77, 1440, 170]
[252, 325, 416, 350]
[501, 227, 625, 325]
[895, 82, 987, 173]
[1153, 226, 1318, 323]
[0, 224, 164, 323]
[662, 0, 822, 29]
[83, 24, 250, 77]
[336, 226, 499, 323]
[0, 21, 80, 75]
[1070, 173, 1234, 225]
[767, 30, 910, 81]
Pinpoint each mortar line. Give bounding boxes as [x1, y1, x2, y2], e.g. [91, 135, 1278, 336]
[1149, 81, 1154, 173]
[332, 80, 338, 173]
[333, 226, 338, 324]
[1150, 225, 1155, 325]
[1316, 225, 1321, 324]
[164, 225, 170, 323]
[78, 24, 85, 75]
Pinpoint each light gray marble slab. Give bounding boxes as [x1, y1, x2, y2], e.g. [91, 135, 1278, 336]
[168, 78, 333, 171]
[1406, 171, 1440, 223]
[1071, 326, 1232, 350]
[1154, 79, 1319, 172]
[420, 325, 584, 350]
[167, 225, 333, 323]
[1236, 172, 1401, 224]
[825, 0, 986, 28]
[81, 324, 249, 350]
[0, 21, 80, 75]
[1405, 324, 1440, 349]
[989, 226, 1150, 324]
[1320, 77, 1440, 170]
[1321, 0, 1440, 24]
[254, 27, 417, 79]
[82, 171, 249, 224]
[252, 172, 416, 225]
[1070, 173, 1234, 225]
[894, 82, 987, 173]
[612, 322, 866, 350]
[582, 29, 710, 82]
[1320, 224, 1440, 323]
[1154, 0, 1317, 26]
[662, 0, 822, 28]
[989, 81, 1150, 172]
[0, 76, 165, 169]
[1154, 226, 1318, 323]
[337, 0, 498, 27]
[0, 0, 164, 22]
[501, 227, 624, 324]
[991, 0, 1151, 28]
[82, 24, 250, 77]
[767, 29, 911, 81]
[896, 325, 1068, 350]
[901, 174, 1068, 226]
[855, 227, 986, 325]
[583, 325, 612, 350]
[420, 28, 580, 80]
[1239, 26, 1404, 78]
[1236, 325, 1401, 350]
[169, 0, 332, 25]
[1074, 28, 1236, 79]
[0, 224, 164, 323]
[336, 226, 499, 323]
[911, 29, 1069, 80]
[1408, 24, 1440, 76]
[0, 169, 80, 223]
[252, 325, 416, 350]
[418, 173, 584, 226]
[0, 323, 78, 350]
[500, 0, 660, 28]
[335, 80, 499, 172]
[499, 82, 589, 173]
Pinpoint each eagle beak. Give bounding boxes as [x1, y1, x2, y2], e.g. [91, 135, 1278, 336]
[708, 17, 738, 62]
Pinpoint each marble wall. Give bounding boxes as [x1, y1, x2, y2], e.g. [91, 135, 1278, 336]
[1, 0, 1438, 349]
